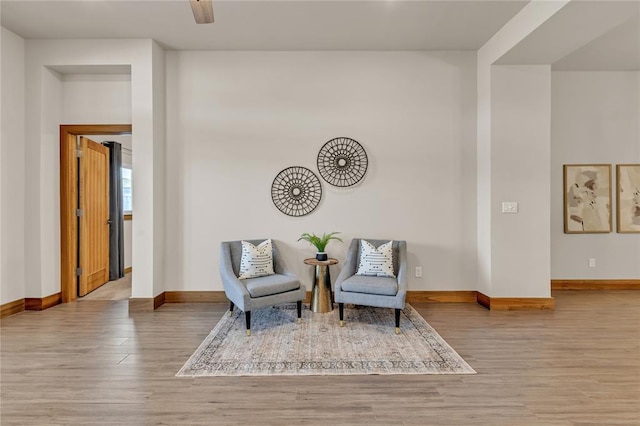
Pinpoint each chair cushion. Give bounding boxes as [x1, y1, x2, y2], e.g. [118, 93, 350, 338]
[340, 275, 398, 296]
[238, 239, 274, 279]
[243, 273, 301, 298]
[356, 240, 395, 277]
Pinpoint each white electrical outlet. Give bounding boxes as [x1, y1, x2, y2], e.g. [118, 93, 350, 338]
[502, 202, 518, 213]
[589, 258, 596, 268]
[415, 267, 422, 278]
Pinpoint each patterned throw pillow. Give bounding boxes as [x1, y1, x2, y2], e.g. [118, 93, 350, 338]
[238, 239, 275, 279]
[356, 240, 395, 278]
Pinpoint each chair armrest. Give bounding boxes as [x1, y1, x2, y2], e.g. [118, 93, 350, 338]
[335, 239, 359, 293]
[396, 240, 408, 295]
[219, 243, 250, 307]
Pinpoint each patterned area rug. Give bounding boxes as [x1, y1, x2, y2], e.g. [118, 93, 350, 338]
[177, 304, 475, 377]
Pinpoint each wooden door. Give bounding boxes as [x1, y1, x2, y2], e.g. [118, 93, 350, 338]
[78, 137, 110, 296]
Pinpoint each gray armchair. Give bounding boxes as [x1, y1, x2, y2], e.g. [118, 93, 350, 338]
[334, 239, 408, 334]
[219, 239, 306, 336]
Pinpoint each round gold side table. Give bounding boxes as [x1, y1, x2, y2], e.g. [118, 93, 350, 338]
[303, 258, 338, 313]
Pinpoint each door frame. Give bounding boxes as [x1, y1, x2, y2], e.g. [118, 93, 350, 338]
[60, 124, 132, 303]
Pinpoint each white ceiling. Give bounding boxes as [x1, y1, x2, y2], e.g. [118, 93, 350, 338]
[1, 0, 528, 51]
[552, 14, 639, 71]
[496, 0, 640, 71]
[1, 0, 638, 70]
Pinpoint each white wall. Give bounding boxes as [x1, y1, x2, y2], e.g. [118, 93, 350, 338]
[165, 51, 477, 292]
[62, 74, 131, 124]
[24, 39, 163, 299]
[6, 29, 632, 309]
[120, 135, 133, 272]
[0, 28, 26, 304]
[31, 72, 134, 298]
[491, 65, 551, 297]
[476, 0, 569, 297]
[36, 67, 63, 299]
[551, 71, 640, 279]
[151, 42, 166, 297]
[0, 31, 2, 304]
[476, 1, 567, 298]
[0, 30, 3, 303]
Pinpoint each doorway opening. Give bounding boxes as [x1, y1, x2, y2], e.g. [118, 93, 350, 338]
[60, 124, 132, 303]
[79, 133, 133, 302]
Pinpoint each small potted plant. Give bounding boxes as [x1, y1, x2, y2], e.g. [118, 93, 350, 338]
[298, 232, 342, 261]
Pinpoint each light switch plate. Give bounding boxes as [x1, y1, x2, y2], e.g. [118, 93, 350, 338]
[502, 202, 518, 213]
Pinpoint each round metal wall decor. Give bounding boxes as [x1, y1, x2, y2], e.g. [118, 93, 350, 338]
[317, 137, 368, 187]
[271, 166, 322, 217]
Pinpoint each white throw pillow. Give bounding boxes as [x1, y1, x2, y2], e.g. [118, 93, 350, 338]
[356, 240, 395, 278]
[238, 239, 275, 279]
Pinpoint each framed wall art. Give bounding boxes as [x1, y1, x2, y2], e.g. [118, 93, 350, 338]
[616, 164, 640, 233]
[271, 166, 322, 217]
[563, 164, 612, 234]
[317, 137, 368, 188]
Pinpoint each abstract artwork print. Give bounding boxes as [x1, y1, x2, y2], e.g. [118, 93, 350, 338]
[564, 164, 612, 233]
[617, 164, 640, 233]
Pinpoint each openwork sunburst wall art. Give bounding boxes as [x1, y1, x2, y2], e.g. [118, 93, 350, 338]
[271, 167, 322, 217]
[317, 137, 368, 188]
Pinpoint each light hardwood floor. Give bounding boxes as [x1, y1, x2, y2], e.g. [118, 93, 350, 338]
[1, 291, 639, 425]
[79, 273, 132, 301]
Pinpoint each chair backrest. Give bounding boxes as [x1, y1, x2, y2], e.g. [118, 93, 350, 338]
[354, 238, 405, 277]
[222, 239, 281, 276]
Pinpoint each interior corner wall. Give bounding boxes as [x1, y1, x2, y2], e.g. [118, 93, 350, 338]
[37, 67, 63, 298]
[164, 51, 478, 293]
[475, 0, 569, 298]
[0, 31, 3, 304]
[490, 65, 551, 298]
[1, 27, 26, 304]
[476, 62, 492, 296]
[551, 71, 640, 279]
[24, 39, 158, 299]
[151, 41, 166, 297]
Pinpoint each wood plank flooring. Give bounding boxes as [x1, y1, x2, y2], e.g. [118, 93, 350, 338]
[1, 291, 639, 425]
[79, 273, 132, 301]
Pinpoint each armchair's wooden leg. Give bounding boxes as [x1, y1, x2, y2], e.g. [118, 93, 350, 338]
[296, 300, 302, 324]
[395, 308, 401, 334]
[245, 311, 251, 336]
[339, 303, 344, 327]
[229, 301, 234, 316]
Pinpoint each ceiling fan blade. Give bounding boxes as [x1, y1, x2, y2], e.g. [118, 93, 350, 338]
[190, 0, 214, 24]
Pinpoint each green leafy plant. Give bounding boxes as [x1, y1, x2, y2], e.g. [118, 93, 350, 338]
[298, 232, 342, 252]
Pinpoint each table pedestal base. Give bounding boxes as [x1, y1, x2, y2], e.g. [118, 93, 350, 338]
[310, 265, 333, 313]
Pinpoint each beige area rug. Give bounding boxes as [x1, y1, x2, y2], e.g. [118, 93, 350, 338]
[177, 304, 475, 377]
